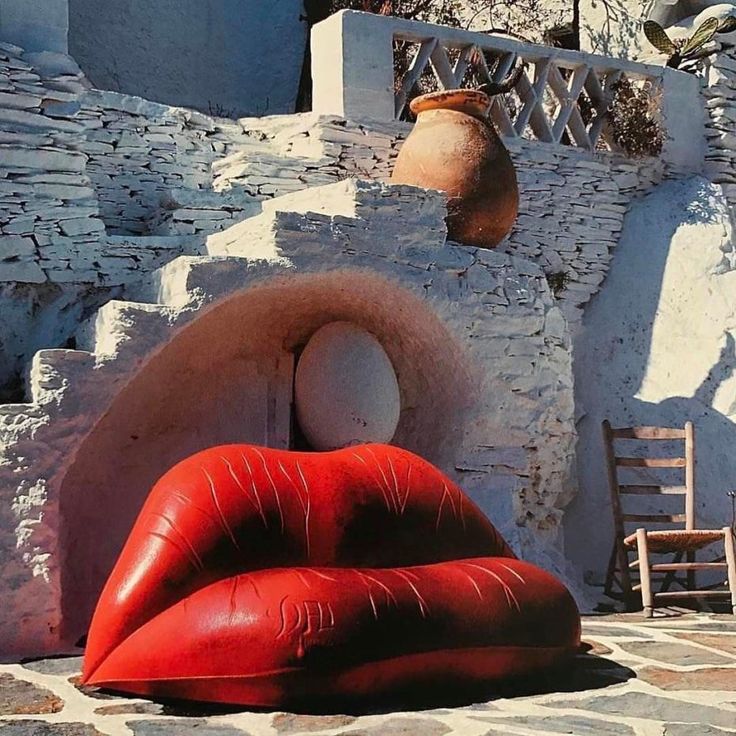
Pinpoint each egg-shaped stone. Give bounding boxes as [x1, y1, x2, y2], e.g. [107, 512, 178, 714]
[295, 321, 401, 451]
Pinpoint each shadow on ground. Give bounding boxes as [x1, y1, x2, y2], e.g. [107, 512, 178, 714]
[34, 647, 635, 717]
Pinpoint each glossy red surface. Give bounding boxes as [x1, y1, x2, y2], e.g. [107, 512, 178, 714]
[83, 444, 580, 707]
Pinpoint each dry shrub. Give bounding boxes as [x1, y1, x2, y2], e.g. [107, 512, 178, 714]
[606, 76, 664, 158]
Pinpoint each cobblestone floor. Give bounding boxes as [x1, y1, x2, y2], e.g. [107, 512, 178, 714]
[1, 612, 735, 735]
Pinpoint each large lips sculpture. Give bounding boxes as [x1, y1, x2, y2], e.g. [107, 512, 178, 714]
[83, 444, 580, 708]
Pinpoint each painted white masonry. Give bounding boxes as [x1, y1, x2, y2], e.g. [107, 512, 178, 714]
[68, 0, 307, 118]
[0, 37, 673, 402]
[0, 0, 68, 53]
[0, 0, 307, 117]
[0, 7, 728, 655]
[567, 177, 736, 585]
[0, 179, 578, 654]
[310, 10, 705, 174]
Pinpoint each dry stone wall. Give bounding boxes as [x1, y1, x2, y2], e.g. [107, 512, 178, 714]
[1, 35, 666, 321]
[0, 42, 103, 284]
[702, 48, 736, 210]
[76, 91, 256, 235]
[214, 114, 665, 327]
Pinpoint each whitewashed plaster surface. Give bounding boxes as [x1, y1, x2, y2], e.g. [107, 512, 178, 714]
[0, 34, 666, 403]
[67, 0, 306, 119]
[567, 176, 736, 584]
[1, 0, 306, 117]
[0, 17, 723, 655]
[0, 0, 68, 53]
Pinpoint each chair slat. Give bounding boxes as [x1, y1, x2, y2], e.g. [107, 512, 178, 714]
[622, 513, 687, 523]
[611, 427, 687, 440]
[619, 485, 687, 495]
[652, 562, 727, 571]
[631, 560, 727, 570]
[654, 590, 730, 599]
[616, 457, 686, 468]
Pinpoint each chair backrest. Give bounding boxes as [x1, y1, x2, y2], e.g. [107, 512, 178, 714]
[602, 421, 696, 545]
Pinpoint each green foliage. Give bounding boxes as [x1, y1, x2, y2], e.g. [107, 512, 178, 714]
[643, 16, 726, 69]
[643, 20, 676, 55]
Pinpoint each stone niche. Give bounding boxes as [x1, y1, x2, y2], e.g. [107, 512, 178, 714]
[58, 270, 478, 643]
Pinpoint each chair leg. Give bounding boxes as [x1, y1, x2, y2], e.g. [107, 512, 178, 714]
[616, 541, 636, 611]
[636, 528, 654, 618]
[686, 549, 696, 592]
[604, 543, 617, 599]
[724, 526, 736, 616]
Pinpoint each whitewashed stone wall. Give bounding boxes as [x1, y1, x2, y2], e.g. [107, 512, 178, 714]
[0, 180, 579, 654]
[213, 114, 665, 327]
[568, 177, 736, 586]
[0, 42, 102, 284]
[0, 42, 668, 432]
[76, 90, 246, 235]
[702, 47, 736, 210]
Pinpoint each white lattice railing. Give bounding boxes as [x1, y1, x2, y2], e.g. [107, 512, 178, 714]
[392, 35, 652, 152]
[311, 10, 704, 169]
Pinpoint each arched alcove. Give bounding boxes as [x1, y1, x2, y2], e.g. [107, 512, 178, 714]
[59, 270, 478, 643]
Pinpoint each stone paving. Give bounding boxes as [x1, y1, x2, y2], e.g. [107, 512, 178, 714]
[1, 612, 735, 735]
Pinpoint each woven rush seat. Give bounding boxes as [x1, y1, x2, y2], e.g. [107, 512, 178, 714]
[624, 529, 725, 552]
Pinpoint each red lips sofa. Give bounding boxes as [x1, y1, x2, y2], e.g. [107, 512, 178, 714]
[82, 444, 580, 707]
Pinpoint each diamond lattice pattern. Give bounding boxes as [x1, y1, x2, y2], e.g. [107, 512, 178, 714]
[393, 38, 658, 152]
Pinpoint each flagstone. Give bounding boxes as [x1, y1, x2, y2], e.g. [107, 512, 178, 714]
[67, 675, 119, 700]
[0, 723, 105, 735]
[544, 691, 736, 728]
[638, 666, 736, 691]
[21, 656, 83, 676]
[616, 641, 734, 666]
[673, 632, 736, 656]
[471, 713, 635, 735]
[271, 713, 356, 733]
[329, 719, 451, 736]
[0, 673, 63, 715]
[579, 625, 650, 639]
[663, 725, 736, 735]
[94, 702, 166, 715]
[127, 720, 252, 735]
[582, 639, 613, 655]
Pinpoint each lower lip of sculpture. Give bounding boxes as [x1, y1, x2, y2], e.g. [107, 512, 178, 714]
[85, 557, 580, 708]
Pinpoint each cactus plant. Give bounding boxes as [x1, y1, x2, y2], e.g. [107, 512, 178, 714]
[643, 16, 732, 69]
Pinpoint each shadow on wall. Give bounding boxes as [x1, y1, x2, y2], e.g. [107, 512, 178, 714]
[580, 0, 649, 58]
[67, 0, 307, 117]
[565, 176, 736, 587]
[58, 271, 477, 647]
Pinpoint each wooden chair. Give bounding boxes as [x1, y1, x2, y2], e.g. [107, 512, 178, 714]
[602, 420, 736, 616]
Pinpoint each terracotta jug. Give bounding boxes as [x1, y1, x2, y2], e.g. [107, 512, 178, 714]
[391, 89, 519, 249]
